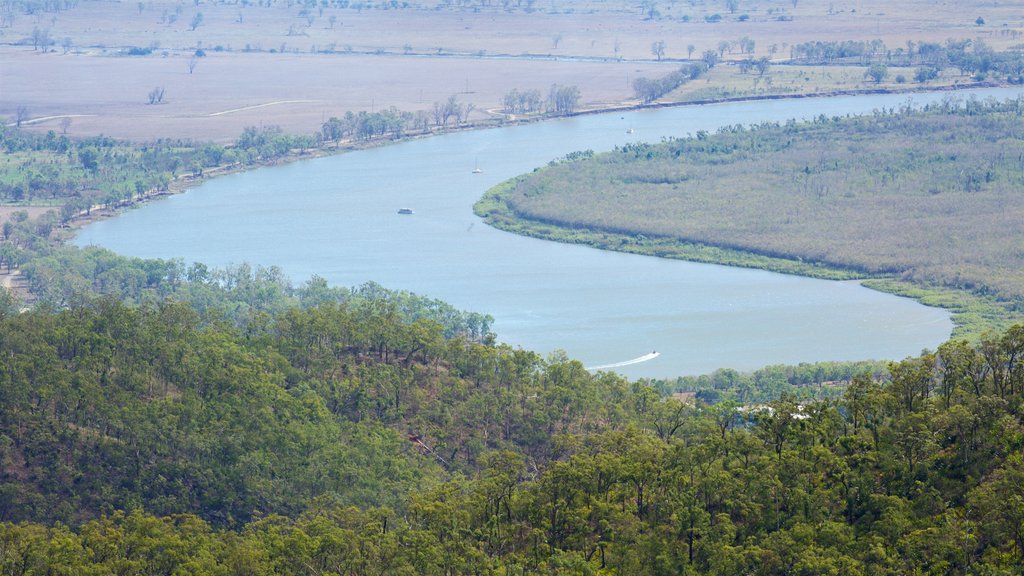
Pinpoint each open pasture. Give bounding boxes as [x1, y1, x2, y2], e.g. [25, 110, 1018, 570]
[3, 0, 1022, 141]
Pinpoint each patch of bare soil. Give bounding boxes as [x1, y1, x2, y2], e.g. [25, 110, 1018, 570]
[0, 206, 55, 223]
[2, 1, 1021, 142]
[1, 49, 668, 142]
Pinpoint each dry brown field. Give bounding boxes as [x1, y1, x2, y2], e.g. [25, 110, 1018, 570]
[2, 0, 1023, 141]
[0, 206, 55, 223]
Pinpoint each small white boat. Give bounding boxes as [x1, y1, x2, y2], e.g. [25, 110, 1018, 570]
[397, 208, 414, 215]
[626, 128, 634, 134]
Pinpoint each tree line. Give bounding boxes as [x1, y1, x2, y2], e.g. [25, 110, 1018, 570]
[0, 124, 315, 218]
[632, 61, 713, 104]
[789, 38, 1024, 82]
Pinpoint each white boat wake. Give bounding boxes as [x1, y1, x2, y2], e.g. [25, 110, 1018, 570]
[585, 351, 660, 371]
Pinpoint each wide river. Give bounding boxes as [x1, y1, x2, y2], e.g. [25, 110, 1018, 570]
[74, 87, 1024, 378]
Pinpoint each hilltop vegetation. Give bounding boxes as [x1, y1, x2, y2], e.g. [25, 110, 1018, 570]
[2, 295, 1024, 573]
[477, 96, 1024, 337]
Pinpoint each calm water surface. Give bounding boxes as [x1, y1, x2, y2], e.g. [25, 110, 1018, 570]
[76, 88, 1024, 378]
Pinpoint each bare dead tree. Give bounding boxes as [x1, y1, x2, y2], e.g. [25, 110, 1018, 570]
[147, 87, 165, 105]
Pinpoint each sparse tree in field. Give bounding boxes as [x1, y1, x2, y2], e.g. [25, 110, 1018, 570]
[687, 44, 695, 59]
[547, 84, 580, 116]
[633, 77, 658, 102]
[190, 12, 203, 31]
[31, 27, 50, 51]
[914, 66, 938, 82]
[642, 0, 659, 20]
[321, 116, 345, 146]
[725, 0, 738, 14]
[460, 103, 475, 124]
[147, 86, 165, 104]
[651, 40, 666, 61]
[78, 147, 99, 172]
[61, 36, 72, 54]
[412, 110, 430, 132]
[15, 107, 29, 127]
[718, 40, 730, 57]
[431, 101, 444, 127]
[188, 55, 199, 74]
[739, 36, 754, 54]
[865, 63, 888, 83]
[59, 116, 71, 135]
[329, 15, 336, 28]
[137, 2, 144, 14]
[755, 56, 770, 76]
[502, 88, 543, 115]
[445, 95, 462, 126]
[432, 95, 463, 128]
[702, 49, 718, 68]
[552, 34, 562, 49]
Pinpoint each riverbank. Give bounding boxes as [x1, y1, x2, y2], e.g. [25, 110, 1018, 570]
[20, 82, 1021, 345]
[477, 189, 1016, 341]
[56, 77, 1013, 235]
[473, 100, 1024, 342]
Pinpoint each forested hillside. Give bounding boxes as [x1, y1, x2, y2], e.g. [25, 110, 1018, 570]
[2, 295, 1024, 574]
[476, 97, 1024, 337]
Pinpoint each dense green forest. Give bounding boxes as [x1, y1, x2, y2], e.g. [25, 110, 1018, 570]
[2, 296, 1024, 573]
[476, 96, 1024, 338]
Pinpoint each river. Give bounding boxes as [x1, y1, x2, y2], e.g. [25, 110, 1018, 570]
[74, 87, 1024, 378]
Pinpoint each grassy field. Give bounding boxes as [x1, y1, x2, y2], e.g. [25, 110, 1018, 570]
[669, 63, 976, 102]
[475, 98, 1024, 339]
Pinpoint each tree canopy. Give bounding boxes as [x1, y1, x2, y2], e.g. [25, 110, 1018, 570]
[2, 294, 1024, 573]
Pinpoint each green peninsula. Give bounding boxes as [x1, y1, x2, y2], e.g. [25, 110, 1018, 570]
[476, 97, 1024, 338]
